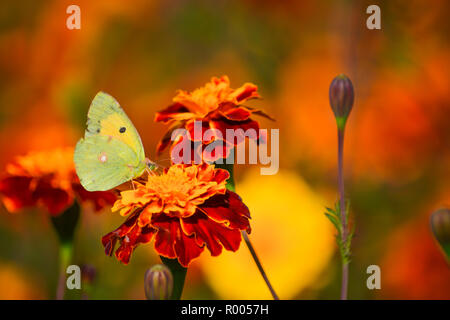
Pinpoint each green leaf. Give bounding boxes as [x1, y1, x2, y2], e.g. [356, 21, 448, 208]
[325, 213, 341, 235]
[324, 200, 354, 266]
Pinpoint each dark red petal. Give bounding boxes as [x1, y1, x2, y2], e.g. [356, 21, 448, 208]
[210, 119, 260, 146]
[200, 191, 251, 231]
[115, 224, 153, 264]
[182, 211, 243, 256]
[101, 213, 156, 264]
[102, 233, 117, 256]
[170, 139, 192, 165]
[0, 176, 36, 212]
[73, 183, 116, 212]
[185, 120, 211, 142]
[152, 214, 204, 267]
[101, 212, 139, 253]
[234, 83, 259, 102]
[155, 103, 190, 123]
[221, 106, 252, 121]
[137, 225, 156, 244]
[33, 180, 73, 216]
[152, 214, 178, 259]
[115, 243, 133, 264]
[156, 121, 185, 154]
[212, 168, 230, 184]
[198, 139, 234, 163]
[174, 227, 204, 267]
[116, 212, 141, 236]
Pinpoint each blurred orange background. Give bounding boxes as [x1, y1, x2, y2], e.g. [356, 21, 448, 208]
[0, 0, 449, 299]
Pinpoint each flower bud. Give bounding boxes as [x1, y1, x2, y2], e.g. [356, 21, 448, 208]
[81, 264, 97, 284]
[430, 208, 450, 261]
[144, 264, 173, 300]
[329, 74, 354, 129]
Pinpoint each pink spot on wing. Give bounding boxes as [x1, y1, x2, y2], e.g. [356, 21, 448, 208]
[99, 152, 108, 163]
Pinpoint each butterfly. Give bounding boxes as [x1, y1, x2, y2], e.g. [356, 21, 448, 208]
[74, 92, 156, 192]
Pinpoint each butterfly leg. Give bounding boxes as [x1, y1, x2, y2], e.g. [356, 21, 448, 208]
[145, 167, 156, 177]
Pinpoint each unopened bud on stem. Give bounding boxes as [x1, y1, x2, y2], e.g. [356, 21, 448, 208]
[144, 264, 174, 300]
[81, 264, 97, 284]
[329, 74, 354, 130]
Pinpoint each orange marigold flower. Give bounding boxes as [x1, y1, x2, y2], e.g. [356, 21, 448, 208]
[0, 148, 116, 216]
[155, 76, 273, 162]
[102, 163, 251, 267]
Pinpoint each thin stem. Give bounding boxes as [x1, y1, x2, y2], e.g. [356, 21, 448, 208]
[242, 231, 279, 300]
[56, 243, 72, 300]
[337, 128, 348, 300]
[215, 162, 279, 300]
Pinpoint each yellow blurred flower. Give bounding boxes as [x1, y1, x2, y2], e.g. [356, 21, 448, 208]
[0, 263, 44, 299]
[199, 169, 335, 299]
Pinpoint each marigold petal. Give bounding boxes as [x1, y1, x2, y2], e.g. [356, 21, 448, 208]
[156, 121, 184, 154]
[210, 119, 260, 144]
[152, 215, 178, 259]
[230, 82, 260, 102]
[202, 140, 235, 163]
[185, 120, 213, 142]
[212, 168, 230, 184]
[115, 224, 156, 264]
[152, 214, 204, 266]
[73, 183, 116, 212]
[102, 213, 156, 264]
[0, 176, 35, 212]
[201, 191, 251, 231]
[138, 199, 163, 226]
[181, 211, 243, 256]
[32, 180, 73, 216]
[220, 106, 252, 121]
[115, 241, 133, 264]
[154, 103, 192, 123]
[174, 227, 204, 267]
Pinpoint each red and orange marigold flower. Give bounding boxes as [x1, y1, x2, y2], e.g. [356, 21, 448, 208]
[102, 163, 251, 267]
[0, 147, 116, 215]
[155, 76, 273, 162]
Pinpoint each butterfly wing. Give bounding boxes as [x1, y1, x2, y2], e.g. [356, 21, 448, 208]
[85, 91, 145, 160]
[74, 135, 145, 191]
[74, 92, 146, 191]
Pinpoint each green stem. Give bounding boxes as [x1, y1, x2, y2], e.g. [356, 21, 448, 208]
[50, 202, 80, 300]
[215, 162, 279, 300]
[56, 243, 73, 300]
[160, 256, 187, 300]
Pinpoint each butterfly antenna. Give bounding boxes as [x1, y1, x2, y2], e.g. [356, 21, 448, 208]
[154, 157, 179, 170]
[154, 157, 174, 163]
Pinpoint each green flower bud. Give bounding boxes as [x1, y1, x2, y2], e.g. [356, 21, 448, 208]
[430, 208, 450, 261]
[329, 74, 354, 130]
[144, 264, 174, 300]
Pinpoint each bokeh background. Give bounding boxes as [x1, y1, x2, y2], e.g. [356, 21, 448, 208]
[0, 0, 449, 299]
